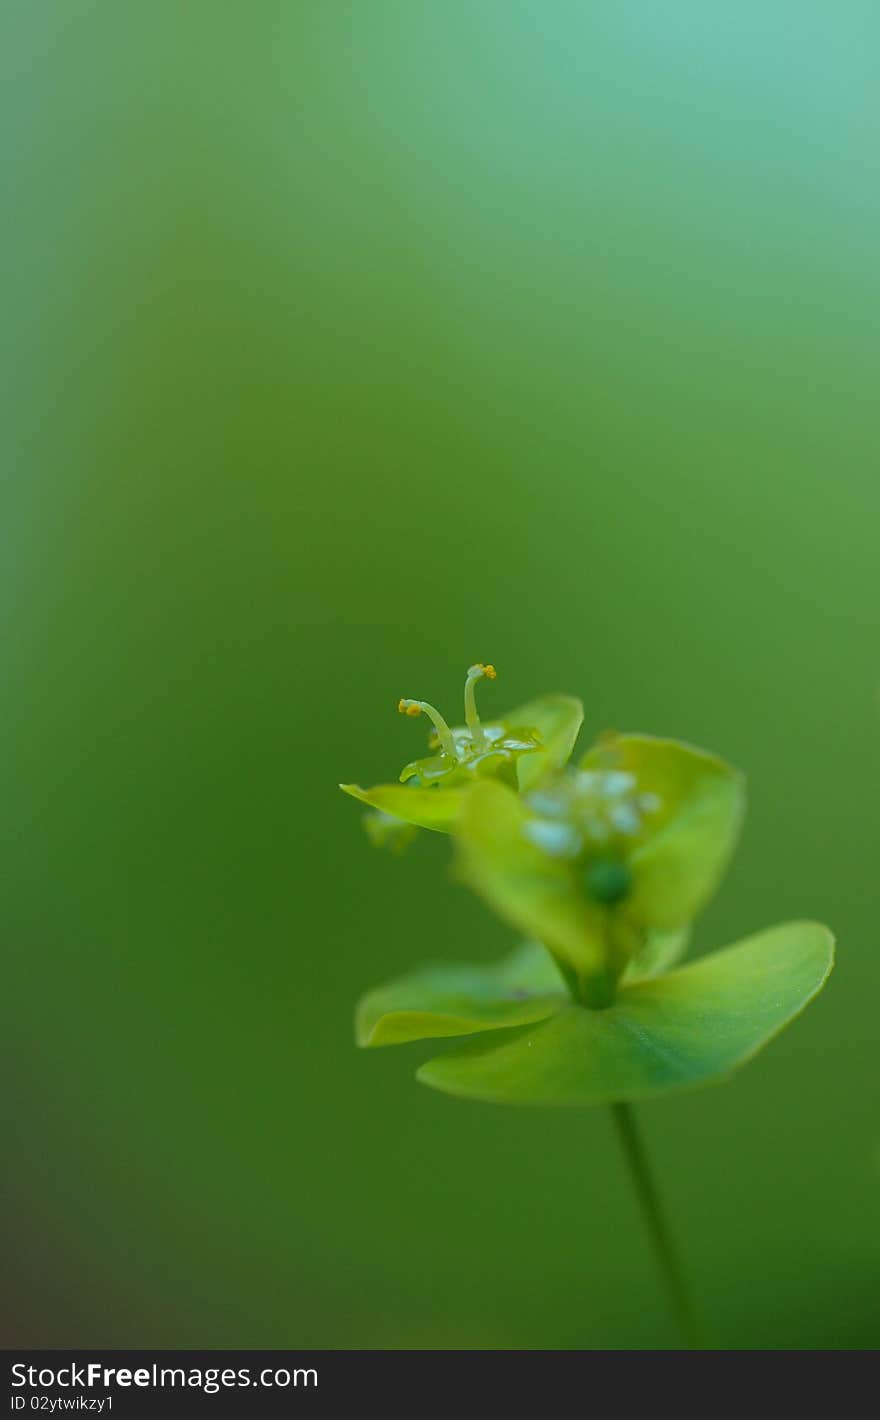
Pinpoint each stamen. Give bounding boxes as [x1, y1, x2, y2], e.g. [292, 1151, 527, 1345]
[398, 698, 457, 758]
[464, 663, 496, 748]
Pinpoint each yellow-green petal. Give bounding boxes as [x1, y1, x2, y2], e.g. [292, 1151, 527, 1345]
[454, 779, 607, 983]
[622, 925, 691, 982]
[417, 921, 834, 1106]
[339, 782, 464, 833]
[356, 940, 568, 1047]
[504, 693, 584, 790]
[580, 734, 745, 929]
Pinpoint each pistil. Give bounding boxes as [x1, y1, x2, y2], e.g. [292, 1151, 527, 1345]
[464, 663, 496, 749]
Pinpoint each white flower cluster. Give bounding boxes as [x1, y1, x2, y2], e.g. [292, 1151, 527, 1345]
[523, 769, 661, 859]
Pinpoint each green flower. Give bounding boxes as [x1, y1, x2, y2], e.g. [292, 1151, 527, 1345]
[397, 663, 543, 789]
[457, 733, 747, 1006]
[351, 699, 834, 1108]
[340, 664, 583, 835]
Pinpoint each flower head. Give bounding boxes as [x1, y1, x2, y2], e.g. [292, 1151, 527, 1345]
[396, 664, 541, 789]
[340, 666, 583, 837]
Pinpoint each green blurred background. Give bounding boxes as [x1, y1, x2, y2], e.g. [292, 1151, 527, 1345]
[3, 2, 878, 1349]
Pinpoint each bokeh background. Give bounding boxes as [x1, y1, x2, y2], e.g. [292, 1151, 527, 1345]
[3, 2, 879, 1349]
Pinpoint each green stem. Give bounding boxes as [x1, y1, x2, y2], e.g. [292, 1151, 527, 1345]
[610, 1102, 707, 1349]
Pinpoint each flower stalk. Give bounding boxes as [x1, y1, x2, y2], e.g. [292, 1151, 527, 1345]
[610, 1102, 707, 1349]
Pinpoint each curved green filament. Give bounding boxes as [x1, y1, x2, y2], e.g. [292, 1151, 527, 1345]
[399, 700, 457, 759]
[464, 663, 493, 748]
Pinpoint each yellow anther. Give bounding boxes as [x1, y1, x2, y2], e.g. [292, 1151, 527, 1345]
[483, 664, 497, 679]
[398, 699, 422, 717]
